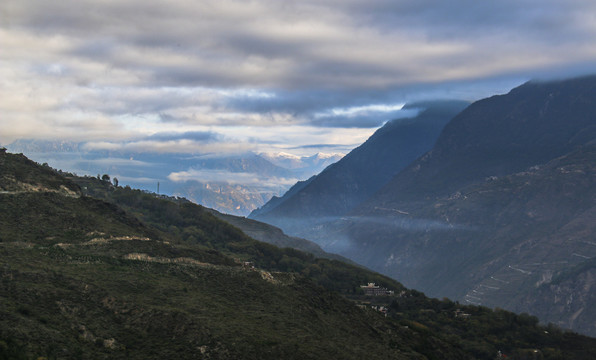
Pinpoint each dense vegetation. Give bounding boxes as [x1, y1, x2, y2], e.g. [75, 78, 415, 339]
[74, 176, 399, 295]
[2, 151, 596, 359]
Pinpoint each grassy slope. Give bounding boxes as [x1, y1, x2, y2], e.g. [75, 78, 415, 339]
[73, 176, 398, 295]
[1, 242, 432, 359]
[2, 152, 596, 359]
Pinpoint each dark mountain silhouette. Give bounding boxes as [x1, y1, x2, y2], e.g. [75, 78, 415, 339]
[249, 100, 469, 232]
[312, 75, 596, 336]
[362, 76, 596, 206]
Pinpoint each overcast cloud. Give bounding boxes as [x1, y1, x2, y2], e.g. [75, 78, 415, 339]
[2, 0, 596, 155]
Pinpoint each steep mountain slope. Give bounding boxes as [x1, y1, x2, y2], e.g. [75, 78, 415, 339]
[317, 76, 596, 336]
[250, 100, 468, 231]
[249, 176, 314, 218]
[3, 151, 596, 359]
[363, 76, 596, 205]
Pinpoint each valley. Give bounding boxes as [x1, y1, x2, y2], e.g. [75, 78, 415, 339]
[6, 1, 596, 358]
[254, 76, 596, 337]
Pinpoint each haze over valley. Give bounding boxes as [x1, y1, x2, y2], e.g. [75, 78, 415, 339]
[252, 75, 596, 336]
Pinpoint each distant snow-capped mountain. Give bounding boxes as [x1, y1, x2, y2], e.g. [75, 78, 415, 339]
[6, 138, 343, 216]
[259, 152, 343, 176]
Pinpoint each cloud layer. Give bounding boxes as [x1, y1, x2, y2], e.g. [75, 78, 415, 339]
[3, 0, 596, 154]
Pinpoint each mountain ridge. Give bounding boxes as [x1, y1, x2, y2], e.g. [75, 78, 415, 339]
[249, 100, 469, 229]
[306, 75, 596, 336]
[359, 76, 596, 207]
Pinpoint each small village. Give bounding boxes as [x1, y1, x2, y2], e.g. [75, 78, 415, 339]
[354, 282, 472, 319]
[354, 283, 398, 316]
[360, 282, 395, 296]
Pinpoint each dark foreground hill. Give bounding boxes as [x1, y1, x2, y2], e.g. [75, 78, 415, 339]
[2, 151, 596, 359]
[305, 75, 596, 336]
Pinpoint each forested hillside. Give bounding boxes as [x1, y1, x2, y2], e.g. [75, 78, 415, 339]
[2, 151, 596, 359]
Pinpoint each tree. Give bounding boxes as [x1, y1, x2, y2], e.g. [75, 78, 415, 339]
[113, 177, 119, 187]
[101, 174, 110, 182]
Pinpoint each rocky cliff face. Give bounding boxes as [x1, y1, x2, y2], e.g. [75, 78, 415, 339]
[516, 265, 596, 335]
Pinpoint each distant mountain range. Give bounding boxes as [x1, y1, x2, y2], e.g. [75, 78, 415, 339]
[252, 75, 596, 336]
[5, 139, 342, 215]
[260, 152, 344, 173]
[170, 152, 342, 215]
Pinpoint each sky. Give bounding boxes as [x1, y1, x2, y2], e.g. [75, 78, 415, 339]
[3, 0, 596, 157]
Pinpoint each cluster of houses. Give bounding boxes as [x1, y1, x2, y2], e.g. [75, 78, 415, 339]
[357, 283, 394, 316]
[357, 282, 473, 319]
[360, 283, 395, 296]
